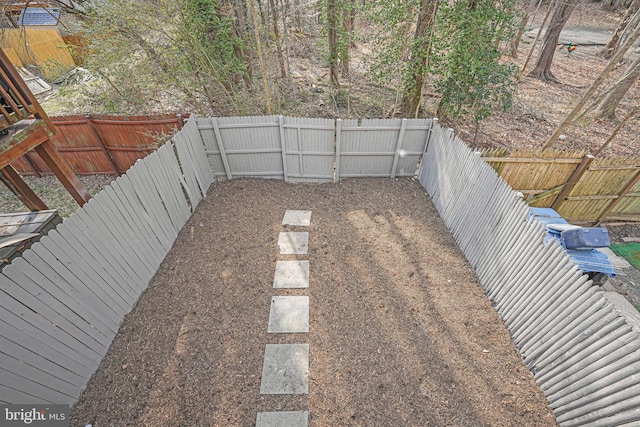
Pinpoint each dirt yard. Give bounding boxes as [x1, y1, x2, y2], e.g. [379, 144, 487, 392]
[70, 178, 556, 426]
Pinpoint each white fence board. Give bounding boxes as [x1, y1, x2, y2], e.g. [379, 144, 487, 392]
[283, 117, 334, 182]
[0, 133, 211, 404]
[419, 123, 640, 426]
[196, 116, 433, 181]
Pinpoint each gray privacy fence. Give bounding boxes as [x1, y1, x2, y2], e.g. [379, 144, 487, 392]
[420, 125, 640, 426]
[197, 116, 433, 182]
[3, 113, 640, 424]
[0, 116, 212, 404]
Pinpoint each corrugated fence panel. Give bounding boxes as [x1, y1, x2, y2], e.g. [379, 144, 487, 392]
[394, 119, 432, 177]
[340, 119, 401, 177]
[0, 132, 207, 404]
[283, 116, 335, 183]
[216, 116, 283, 179]
[420, 123, 640, 426]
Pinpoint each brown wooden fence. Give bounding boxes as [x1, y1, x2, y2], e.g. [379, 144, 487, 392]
[10, 114, 186, 176]
[483, 149, 640, 223]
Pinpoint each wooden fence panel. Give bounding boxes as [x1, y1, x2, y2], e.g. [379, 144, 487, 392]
[485, 151, 640, 222]
[9, 114, 185, 176]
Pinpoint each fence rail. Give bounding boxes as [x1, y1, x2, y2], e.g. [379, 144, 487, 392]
[198, 116, 434, 182]
[484, 151, 640, 223]
[423, 126, 640, 426]
[10, 114, 186, 176]
[0, 115, 212, 404]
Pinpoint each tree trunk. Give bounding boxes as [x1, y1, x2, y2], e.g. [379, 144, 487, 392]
[594, 56, 640, 119]
[248, 0, 272, 113]
[527, 0, 579, 82]
[509, 0, 539, 57]
[328, 0, 339, 85]
[292, 0, 302, 31]
[340, 0, 355, 76]
[598, 0, 640, 59]
[521, 0, 554, 75]
[510, 13, 530, 57]
[602, 0, 623, 11]
[618, 6, 640, 56]
[403, 0, 438, 115]
[225, 0, 254, 87]
[268, 0, 287, 77]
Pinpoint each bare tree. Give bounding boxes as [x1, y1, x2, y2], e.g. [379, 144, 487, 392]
[543, 27, 640, 149]
[592, 56, 640, 119]
[527, 0, 579, 82]
[599, 0, 640, 59]
[340, 0, 356, 76]
[509, 0, 540, 57]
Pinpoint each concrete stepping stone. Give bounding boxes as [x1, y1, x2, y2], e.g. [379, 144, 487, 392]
[268, 296, 309, 333]
[273, 260, 309, 289]
[256, 411, 309, 427]
[282, 210, 312, 226]
[278, 232, 308, 255]
[260, 344, 309, 394]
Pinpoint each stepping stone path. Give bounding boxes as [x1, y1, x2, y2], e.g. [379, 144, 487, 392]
[256, 210, 311, 427]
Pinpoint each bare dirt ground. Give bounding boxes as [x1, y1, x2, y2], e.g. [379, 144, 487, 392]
[70, 178, 557, 426]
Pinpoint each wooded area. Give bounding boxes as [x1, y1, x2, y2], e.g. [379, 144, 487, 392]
[0, 0, 637, 157]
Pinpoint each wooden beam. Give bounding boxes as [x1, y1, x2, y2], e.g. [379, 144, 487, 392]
[551, 155, 595, 211]
[0, 121, 49, 169]
[525, 184, 564, 205]
[0, 164, 48, 211]
[596, 169, 640, 225]
[483, 157, 583, 164]
[23, 152, 41, 177]
[601, 214, 640, 223]
[34, 139, 91, 206]
[84, 115, 120, 175]
[588, 165, 640, 171]
[566, 194, 618, 201]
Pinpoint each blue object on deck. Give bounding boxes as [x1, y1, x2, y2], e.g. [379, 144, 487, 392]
[18, 7, 61, 26]
[561, 227, 610, 249]
[529, 207, 616, 277]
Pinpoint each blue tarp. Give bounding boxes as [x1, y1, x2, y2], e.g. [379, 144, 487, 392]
[18, 7, 61, 26]
[529, 207, 616, 277]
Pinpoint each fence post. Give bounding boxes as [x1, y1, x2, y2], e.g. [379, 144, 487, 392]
[596, 168, 640, 224]
[211, 117, 232, 180]
[84, 115, 120, 176]
[550, 154, 594, 211]
[335, 119, 341, 183]
[423, 118, 438, 159]
[278, 115, 288, 182]
[391, 118, 408, 178]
